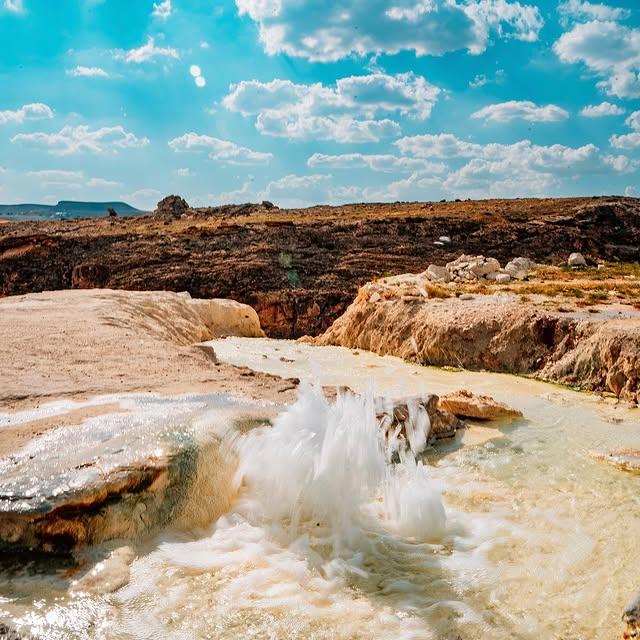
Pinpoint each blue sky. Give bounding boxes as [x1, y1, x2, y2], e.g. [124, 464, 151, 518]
[1, 0, 639, 209]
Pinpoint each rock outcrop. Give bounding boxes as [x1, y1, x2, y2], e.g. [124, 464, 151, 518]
[315, 281, 640, 402]
[438, 390, 523, 420]
[155, 195, 190, 218]
[376, 395, 465, 454]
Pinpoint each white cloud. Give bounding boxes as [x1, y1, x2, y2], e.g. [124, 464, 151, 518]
[610, 110, 640, 148]
[471, 100, 569, 122]
[168, 132, 273, 165]
[235, 0, 543, 61]
[152, 0, 172, 20]
[66, 66, 110, 78]
[116, 36, 179, 64]
[580, 101, 625, 117]
[469, 69, 506, 88]
[26, 169, 83, 181]
[224, 73, 440, 143]
[3, 0, 23, 13]
[0, 103, 53, 125]
[12, 125, 149, 155]
[554, 21, 640, 98]
[307, 152, 446, 174]
[176, 167, 190, 176]
[86, 177, 122, 188]
[393, 132, 632, 198]
[557, 0, 630, 25]
[625, 185, 638, 196]
[625, 110, 640, 130]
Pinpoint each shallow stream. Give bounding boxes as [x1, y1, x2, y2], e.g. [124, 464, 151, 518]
[1, 339, 639, 639]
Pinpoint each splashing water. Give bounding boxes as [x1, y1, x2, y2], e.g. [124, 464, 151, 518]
[4, 343, 640, 639]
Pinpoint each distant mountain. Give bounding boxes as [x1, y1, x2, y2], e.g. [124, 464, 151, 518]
[0, 200, 145, 221]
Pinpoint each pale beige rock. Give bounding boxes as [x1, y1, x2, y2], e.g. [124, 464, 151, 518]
[438, 390, 523, 420]
[589, 449, 640, 473]
[70, 546, 136, 595]
[315, 285, 640, 402]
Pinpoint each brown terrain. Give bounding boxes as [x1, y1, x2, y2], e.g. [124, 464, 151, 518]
[1, 195, 639, 338]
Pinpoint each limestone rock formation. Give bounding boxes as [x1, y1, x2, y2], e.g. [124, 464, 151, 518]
[315, 280, 640, 402]
[438, 390, 523, 420]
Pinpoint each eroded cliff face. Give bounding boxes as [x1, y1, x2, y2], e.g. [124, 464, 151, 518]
[1, 197, 639, 337]
[315, 285, 640, 402]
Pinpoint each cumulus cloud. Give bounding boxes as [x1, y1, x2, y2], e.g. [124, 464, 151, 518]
[152, 0, 172, 19]
[307, 152, 446, 174]
[12, 125, 149, 155]
[223, 73, 440, 143]
[0, 103, 53, 125]
[168, 132, 273, 165]
[554, 21, 640, 98]
[392, 132, 632, 198]
[610, 110, 640, 148]
[557, 0, 630, 25]
[66, 66, 110, 78]
[116, 36, 179, 63]
[471, 100, 569, 122]
[235, 0, 543, 61]
[580, 101, 625, 117]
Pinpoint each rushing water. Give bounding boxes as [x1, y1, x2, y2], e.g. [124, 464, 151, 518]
[1, 339, 640, 639]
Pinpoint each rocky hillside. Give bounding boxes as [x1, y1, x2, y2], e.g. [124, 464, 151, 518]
[0, 196, 639, 337]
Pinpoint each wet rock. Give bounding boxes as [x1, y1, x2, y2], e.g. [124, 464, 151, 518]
[623, 591, 640, 639]
[589, 449, 640, 473]
[376, 395, 465, 455]
[438, 390, 523, 420]
[0, 415, 201, 553]
[70, 546, 135, 595]
[0, 623, 33, 640]
[568, 252, 587, 267]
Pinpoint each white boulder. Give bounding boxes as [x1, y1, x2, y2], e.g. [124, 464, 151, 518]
[425, 264, 451, 282]
[568, 252, 587, 267]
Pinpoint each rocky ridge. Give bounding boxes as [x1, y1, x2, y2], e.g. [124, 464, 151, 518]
[1, 196, 639, 337]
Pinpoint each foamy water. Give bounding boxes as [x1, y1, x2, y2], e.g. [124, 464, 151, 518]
[1, 340, 640, 639]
